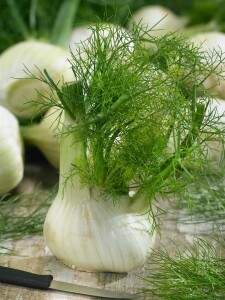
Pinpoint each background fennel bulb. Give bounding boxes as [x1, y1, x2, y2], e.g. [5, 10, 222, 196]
[202, 97, 225, 164]
[190, 31, 225, 99]
[69, 25, 93, 56]
[0, 106, 24, 195]
[127, 5, 188, 37]
[20, 107, 63, 169]
[0, 40, 73, 119]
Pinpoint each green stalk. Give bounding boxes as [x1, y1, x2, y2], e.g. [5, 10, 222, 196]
[43, 70, 82, 121]
[61, 80, 84, 120]
[130, 103, 206, 213]
[7, 0, 80, 47]
[29, 0, 37, 36]
[58, 113, 89, 199]
[59, 82, 88, 191]
[92, 130, 107, 187]
[50, 0, 80, 48]
[129, 156, 177, 213]
[60, 120, 85, 171]
[79, 94, 129, 126]
[7, 0, 30, 40]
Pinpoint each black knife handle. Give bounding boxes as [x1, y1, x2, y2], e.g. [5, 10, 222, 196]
[0, 266, 53, 290]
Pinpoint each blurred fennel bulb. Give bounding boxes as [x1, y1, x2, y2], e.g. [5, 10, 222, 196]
[0, 40, 73, 120]
[69, 25, 93, 56]
[20, 107, 63, 169]
[127, 5, 188, 37]
[190, 32, 225, 99]
[202, 97, 225, 165]
[0, 106, 24, 194]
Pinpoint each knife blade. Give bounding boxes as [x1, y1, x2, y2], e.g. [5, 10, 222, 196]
[0, 266, 137, 299]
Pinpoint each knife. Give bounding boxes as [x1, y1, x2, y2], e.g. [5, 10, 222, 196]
[0, 266, 137, 299]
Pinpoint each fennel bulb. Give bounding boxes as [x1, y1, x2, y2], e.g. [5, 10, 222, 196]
[127, 5, 188, 37]
[0, 40, 73, 119]
[0, 106, 24, 194]
[20, 107, 63, 169]
[190, 32, 225, 99]
[30, 21, 225, 273]
[44, 111, 155, 272]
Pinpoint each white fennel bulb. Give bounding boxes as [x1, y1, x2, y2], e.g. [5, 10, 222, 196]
[0, 106, 24, 194]
[69, 25, 93, 56]
[190, 32, 225, 99]
[0, 40, 73, 119]
[44, 111, 155, 272]
[20, 107, 63, 169]
[127, 5, 188, 37]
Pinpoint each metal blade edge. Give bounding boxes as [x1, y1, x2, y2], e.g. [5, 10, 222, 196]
[50, 280, 137, 299]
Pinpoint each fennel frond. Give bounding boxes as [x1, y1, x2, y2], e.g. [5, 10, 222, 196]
[140, 237, 225, 300]
[178, 174, 225, 230]
[0, 188, 56, 255]
[27, 21, 225, 218]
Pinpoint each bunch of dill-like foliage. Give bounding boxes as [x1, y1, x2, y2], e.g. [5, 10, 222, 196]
[24, 21, 225, 218]
[140, 237, 225, 299]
